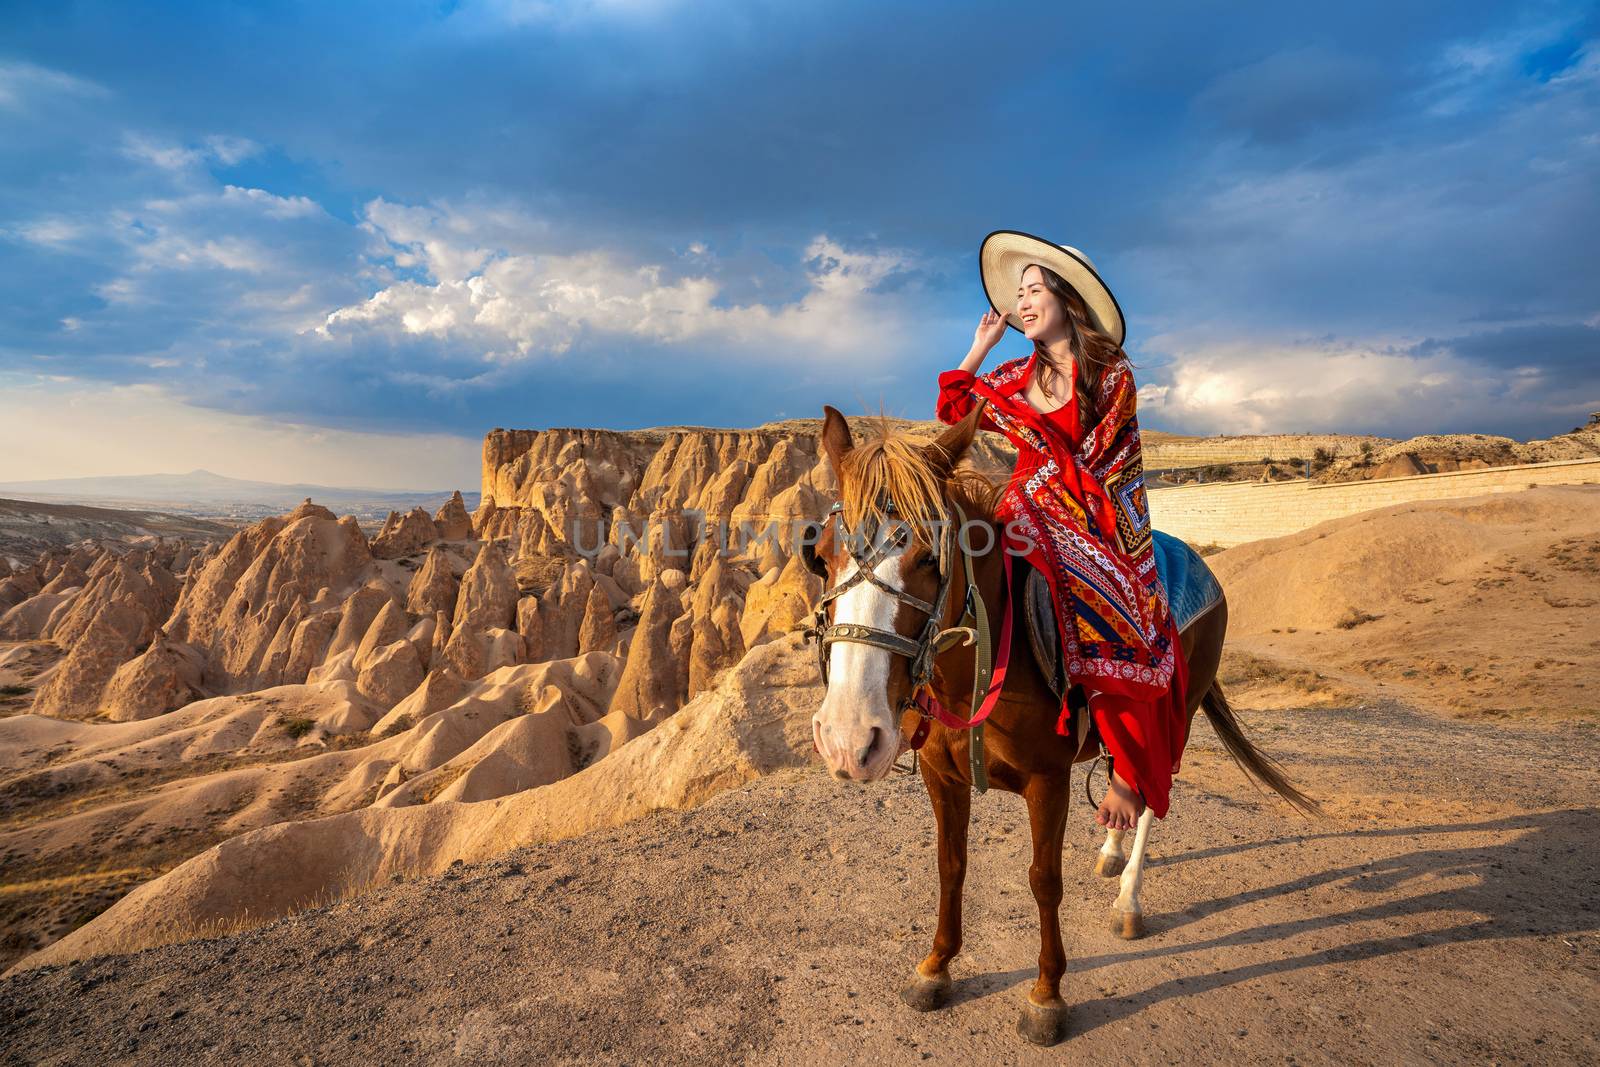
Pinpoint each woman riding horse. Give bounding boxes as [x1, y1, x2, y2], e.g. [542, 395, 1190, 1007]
[805, 232, 1316, 1045]
[937, 231, 1185, 832]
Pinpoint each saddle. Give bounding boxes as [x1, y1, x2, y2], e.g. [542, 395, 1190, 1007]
[1022, 528, 1223, 708]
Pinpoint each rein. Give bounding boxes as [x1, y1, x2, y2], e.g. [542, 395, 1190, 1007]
[802, 496, 1013, 794]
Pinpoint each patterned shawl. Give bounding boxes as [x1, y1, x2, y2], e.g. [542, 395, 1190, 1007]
[965, 351, 1176, 701]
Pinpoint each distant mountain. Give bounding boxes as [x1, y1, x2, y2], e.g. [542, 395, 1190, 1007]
[0, 470, 479, 524]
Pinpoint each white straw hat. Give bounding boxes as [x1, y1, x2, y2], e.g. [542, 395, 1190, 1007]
[979, 230, 1126, 347]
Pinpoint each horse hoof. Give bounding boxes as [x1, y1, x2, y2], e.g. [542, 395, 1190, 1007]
[1094, 853, 1126, 878]
[1016, 998, 1069, 1046]
[899, 972, 952, 1013]
[1111, 908, 1146, 940]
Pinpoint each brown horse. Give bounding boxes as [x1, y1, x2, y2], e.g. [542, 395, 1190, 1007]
[805, 402, 1319, 1046]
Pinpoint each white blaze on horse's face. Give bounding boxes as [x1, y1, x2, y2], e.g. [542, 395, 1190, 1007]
[811, 547, 907, 783]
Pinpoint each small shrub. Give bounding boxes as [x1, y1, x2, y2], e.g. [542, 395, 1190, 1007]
[378, 714, 416, 738]
[415, 763, 470, 804]
[281, 716, 317, 739]
[1335, 608, 1382, 630]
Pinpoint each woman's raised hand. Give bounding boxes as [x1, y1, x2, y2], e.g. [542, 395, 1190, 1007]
[974, 307, 1009, 352]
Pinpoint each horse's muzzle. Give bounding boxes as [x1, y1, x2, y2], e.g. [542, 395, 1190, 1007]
[813, 712, 897, 781]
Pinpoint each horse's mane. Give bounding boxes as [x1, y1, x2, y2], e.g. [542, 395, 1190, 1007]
[837, 415, 1004, 542]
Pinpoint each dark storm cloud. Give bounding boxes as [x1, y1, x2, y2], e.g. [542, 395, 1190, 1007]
[1412, 321, 1600, 375]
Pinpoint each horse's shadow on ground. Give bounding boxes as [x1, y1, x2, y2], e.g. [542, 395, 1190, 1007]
[948, 808, 1600, 1033]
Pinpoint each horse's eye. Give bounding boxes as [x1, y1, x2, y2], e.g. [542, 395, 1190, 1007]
[917, 553, 938, 570]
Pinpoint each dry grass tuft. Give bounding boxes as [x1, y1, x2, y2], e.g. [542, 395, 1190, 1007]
[414, 763, 471, 804]
[1335, 608, 1383, 630]
[1220, 650, 1343, 702]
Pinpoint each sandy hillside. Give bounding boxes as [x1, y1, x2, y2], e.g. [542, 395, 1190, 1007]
[1210, 484, 1600, 718]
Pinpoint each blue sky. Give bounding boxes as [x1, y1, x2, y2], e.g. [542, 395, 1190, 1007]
[2, 0, 1596, 488]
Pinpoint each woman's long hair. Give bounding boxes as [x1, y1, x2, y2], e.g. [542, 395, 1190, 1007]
[1023, 263, 1128, 433]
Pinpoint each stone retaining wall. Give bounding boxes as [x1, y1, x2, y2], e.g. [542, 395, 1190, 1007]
[1147, 457, 1600, 547]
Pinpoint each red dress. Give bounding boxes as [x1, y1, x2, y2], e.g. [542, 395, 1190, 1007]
[936, 349, 1190, 817]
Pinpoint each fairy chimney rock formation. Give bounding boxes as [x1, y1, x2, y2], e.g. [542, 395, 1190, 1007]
[433, 490, 473, 540]
[740, 553, 822, 650]
[354, 599, 410, 672]
[452, 540, 518, 634]
[101, 629, 206, 722]
[685, 557, 750, 698]
[406, 546, 459, 617]
[440, 620, 524, 680]
[372, 507, 440, 559]
[610, 578, 687, 720]
[691, 596, 746, 698]
[356, 639, 426, 707]
[536, 559, 595, 662]
[576, 580, 617, 655]
[667, 610, 695, 705]
[516, 595, 545, 663]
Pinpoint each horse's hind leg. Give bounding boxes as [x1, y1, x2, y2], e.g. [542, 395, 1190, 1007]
[1109, 807, 1155, 939]
[900, 765, 969, 1013]
[1094, 828, 1127, 877]
[1016, 774, 1071, 1046]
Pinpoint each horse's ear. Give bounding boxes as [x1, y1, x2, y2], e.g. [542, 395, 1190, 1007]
[820, 405, 853, 478]
[925, 400, 984, 479]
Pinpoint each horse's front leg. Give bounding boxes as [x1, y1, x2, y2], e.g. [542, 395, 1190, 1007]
[1016, 773, 1071, 1046]
[900, 760, 970, 1012]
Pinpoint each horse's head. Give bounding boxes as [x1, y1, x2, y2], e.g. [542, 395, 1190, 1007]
[806, 402, 988, 782]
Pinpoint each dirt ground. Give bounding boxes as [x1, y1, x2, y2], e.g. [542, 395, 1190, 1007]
[1, 696, 1596, 1066]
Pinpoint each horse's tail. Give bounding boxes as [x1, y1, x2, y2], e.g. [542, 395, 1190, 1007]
[1200, 681, 1324, 817]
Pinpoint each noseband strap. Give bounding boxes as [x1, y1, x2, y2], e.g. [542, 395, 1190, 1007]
[802, 499, 956, 691]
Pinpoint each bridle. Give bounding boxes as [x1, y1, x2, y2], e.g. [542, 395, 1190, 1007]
[802, 494, 1012, 792]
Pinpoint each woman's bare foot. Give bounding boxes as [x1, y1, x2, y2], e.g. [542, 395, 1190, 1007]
[1095, 769, 1145, 831]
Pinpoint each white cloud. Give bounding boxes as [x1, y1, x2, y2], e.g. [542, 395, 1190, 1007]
[121, 133, 207, 171]
[320, 199, 923, 362]
[1418, 20, 1595, 117]
[1135, 330, 1595, 436]
[0, 60, 106, 111]
[220, 185, 323, 219]
[121, 132, 262, 171]
[121, 223, 271, 273]
[74, 163, 360, 332]
[203, 134, 260, 165]
[0, 375, 480, 490]
[12, 217, 87, 247]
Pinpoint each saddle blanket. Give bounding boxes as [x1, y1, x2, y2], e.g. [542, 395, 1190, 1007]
[1024, 529, 1223, 706]
[1151, 528, 1224, 632]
